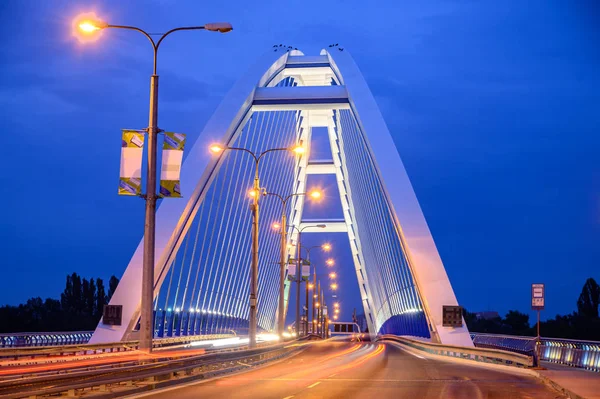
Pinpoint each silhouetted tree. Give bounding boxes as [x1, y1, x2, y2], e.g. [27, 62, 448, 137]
[60, 274, 73, 312]
[504, 310, 531, 335]
[96, 278, 107, 318]
[72, 273, 83, 315]
[108, 275, 119, 300]
[2, 273, 119, 333]
[82, 278, 90, 314]
[577, 278, 600, 318]
[85, 278, 96, 316]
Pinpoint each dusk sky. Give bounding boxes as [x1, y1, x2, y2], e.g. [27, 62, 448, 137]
[0, 1, 598, 324]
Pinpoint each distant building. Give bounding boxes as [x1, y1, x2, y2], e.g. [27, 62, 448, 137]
[475, 311, 500, 320]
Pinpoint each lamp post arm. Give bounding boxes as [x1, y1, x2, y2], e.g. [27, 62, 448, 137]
[155, 26, 206, 49]
[257, 147, 291, 162]
[224, 147, 259, 163]
[107, 24, 156, 46]
[106, 25, 158, 73]
[265, 192, 285, 203]
[284, 192, 305, 204]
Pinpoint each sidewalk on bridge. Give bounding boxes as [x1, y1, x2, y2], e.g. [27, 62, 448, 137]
[537, 362, 600, 399]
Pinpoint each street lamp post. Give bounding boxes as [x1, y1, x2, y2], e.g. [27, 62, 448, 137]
[268, 190, 322, 337]
[289, 226, 329, 335]
[300, 244, 330, 334]
[307, 281, 313, 334]
[76, 16, 232, 353]
[209, 143, 305, 348]
[319, 291, 325, 337]
[316, 280, 321, 336]
[312, 270, 317, 333]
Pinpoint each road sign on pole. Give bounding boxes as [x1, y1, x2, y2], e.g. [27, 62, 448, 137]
[532, 283, 545, 310]
[531, 283, 545, 368]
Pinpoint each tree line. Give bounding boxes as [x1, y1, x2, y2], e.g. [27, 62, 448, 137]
[0, 273, 119, 333]
[464, 277, 600, 341]
[1, 274, 598, 340]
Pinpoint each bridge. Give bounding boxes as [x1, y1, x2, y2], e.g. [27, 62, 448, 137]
[2, 47, 598, 398]
[92, 46, 470, 349]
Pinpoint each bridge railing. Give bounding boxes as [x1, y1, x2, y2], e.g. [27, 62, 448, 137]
[0, 342, 303, 399]
[379, 334, 533, 367]
[471, 333, 600, 372]
[0, 333, 234, 361]
[0, 331, 93, 348]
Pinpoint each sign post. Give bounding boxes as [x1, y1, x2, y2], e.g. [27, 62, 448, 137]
[531, 283, 545, 367]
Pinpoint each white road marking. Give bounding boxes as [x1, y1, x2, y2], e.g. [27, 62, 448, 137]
[328, 373, 337, 378]
[282, 396, 294, 399]
[307, 381, 321, 388]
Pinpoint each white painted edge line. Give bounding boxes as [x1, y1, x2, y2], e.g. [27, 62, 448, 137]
[307, 381, 321, 388]
[122, 346, 309, 399]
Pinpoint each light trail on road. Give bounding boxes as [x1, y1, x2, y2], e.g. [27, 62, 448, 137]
[136, 340, 566, 399]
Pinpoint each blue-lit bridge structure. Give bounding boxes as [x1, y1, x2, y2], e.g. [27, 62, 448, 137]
[90, 46, 471, 348]
[3, 46, 599, 399]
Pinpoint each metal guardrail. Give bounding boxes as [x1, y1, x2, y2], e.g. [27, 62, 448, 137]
[0, 342, 302, 399]
[471, 333, 600, 372]
[0, 334, 234, 361]
[0, 331, 93, 348]
[470, 333, 536, 355]
[379, 334, 533, 368]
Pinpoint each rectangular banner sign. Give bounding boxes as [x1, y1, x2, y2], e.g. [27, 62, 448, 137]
[302, 265, 310, 280]
[119, 130, 145, 196]
[159, 132, 186, 198]
[287, 264, 297, 281]
[532, 283, 545, 310]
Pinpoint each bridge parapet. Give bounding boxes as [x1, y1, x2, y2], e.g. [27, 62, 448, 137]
[0, 331, 92, 348]
[471, 333, 600, 372]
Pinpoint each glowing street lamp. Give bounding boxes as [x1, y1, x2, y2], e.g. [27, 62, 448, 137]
[334, 302, 339, 308]
[326, 259, 335, 267]
[309, 190, 321, 199]
[78, 20, 107, 32]
[293, 145, 306, 155]
[329, 272, 337, 279]
[75, 13, 232, 354]
[209, 144, 224, 154]
[322, 243, 332, 251]
[331, 283, 338, 290]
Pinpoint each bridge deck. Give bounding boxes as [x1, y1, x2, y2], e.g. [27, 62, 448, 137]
[138, 341, 568, 398]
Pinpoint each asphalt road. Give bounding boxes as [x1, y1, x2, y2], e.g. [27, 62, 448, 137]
[140, 340, 566, 399]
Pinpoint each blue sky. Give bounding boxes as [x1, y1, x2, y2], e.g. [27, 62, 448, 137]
[0, 1, 598, 324]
